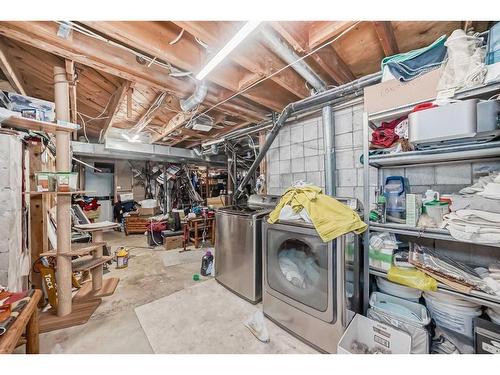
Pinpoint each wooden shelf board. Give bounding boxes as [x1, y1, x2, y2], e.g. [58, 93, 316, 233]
[72, 256, 113, 272]
[39, 299, 101, 333]
[73, 277, 120, 301]
[1, 115, 78, 134]
[39, 242, 106, 258]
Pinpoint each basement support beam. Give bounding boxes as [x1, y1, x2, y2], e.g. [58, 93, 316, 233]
[0, 37, 27, 95]
[372, 21, 399, 57]
[99, 80, 131, 143]
[65, 60, 78, 140]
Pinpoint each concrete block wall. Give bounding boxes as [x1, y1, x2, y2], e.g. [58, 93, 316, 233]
[266, 116, 325, 196]
[266, 101, 371, 202]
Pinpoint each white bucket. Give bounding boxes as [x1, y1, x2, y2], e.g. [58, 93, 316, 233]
[424, 292, 482, 338]
[376, 277, 422, 302]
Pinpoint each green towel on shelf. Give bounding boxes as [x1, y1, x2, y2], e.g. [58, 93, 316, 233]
[381, 35, 447, 70]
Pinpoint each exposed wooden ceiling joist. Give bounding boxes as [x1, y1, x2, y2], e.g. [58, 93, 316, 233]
[269, 22, 309, 54]
[0, 21, 268, 124]
[308, 21, 358, 50]
[99, 80, 131, 142]
[372, 21, 399, 57]
[129, 91, 169, 134]
[172, 21, 310, 99]
[82, 21, 291, 113]
[0, 36, 27, 95]
[311, 47, 355, 84]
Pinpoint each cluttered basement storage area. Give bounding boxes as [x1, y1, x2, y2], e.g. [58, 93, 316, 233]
[0, 19, 500, 355]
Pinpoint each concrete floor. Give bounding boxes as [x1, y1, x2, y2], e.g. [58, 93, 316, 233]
[28, 231, 317, 354]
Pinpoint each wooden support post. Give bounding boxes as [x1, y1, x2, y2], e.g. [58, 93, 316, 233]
[26, 304, 39, 354]
[65, 60, 78, 141]
[205, 168, 209, 203]
[54, 66, 73, 317]
[91, 230, 104, 291]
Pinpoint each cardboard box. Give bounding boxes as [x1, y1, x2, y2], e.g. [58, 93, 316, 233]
[207, 196, 226, 208]
[474, 317, 500, 354]
[338, 314, 411, 354]
[164, 235, 184, 250]
[364, 68, 443, 115]
[138, 207, 160, 216]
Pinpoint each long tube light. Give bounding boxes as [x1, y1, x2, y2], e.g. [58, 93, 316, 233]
[195, 21, 261, 80]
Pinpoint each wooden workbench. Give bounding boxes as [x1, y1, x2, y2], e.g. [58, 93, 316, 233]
[0, 289, 42, 354]
[186, 216, 216, 248]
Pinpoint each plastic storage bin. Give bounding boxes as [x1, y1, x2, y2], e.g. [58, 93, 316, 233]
[486, 22, 500, 65]
[55, 172, 78, 192]
[35, 172, 55, 192]
[368, 292, 430, 354]
[408, 99, 479, 145]
[338, 314, 411, 354]
[384, 176, 409, 222]
[376, 276, 422, 302]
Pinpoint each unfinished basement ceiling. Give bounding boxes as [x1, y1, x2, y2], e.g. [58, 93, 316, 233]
[0, 21, 492, 148]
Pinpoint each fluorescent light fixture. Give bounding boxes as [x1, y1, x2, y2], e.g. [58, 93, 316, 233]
[195, 21, 261, 80]
[121, 133, 140, 143]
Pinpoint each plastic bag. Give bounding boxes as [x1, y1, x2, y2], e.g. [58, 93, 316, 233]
[438, 29, 487, 92]
[387, 266, 438, 292]
[245, 310, 270, 343]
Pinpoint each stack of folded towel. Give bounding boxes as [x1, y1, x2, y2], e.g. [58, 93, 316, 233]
[444, 172, 500, 245]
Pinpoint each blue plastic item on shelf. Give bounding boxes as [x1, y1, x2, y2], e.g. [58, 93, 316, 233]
[384, 176, 410, 221]
[486, 22, 500, 65]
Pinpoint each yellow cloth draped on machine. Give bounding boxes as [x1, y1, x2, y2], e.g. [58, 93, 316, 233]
[268, 185, 367, 242]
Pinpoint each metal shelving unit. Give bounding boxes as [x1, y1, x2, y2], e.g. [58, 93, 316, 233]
[361, 80, 500, 311]
[370, 267, 500, 309]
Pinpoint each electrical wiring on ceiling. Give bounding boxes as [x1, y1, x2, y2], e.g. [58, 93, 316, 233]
[55, 21, 192, 78]
[169, 28, 185, 45]
[189, 21, 361, 123]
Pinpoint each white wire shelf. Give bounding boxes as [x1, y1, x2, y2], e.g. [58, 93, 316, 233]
[369, 222, 500, 249]
[368, 141, 500, 168]
[370, 267, 500, 309]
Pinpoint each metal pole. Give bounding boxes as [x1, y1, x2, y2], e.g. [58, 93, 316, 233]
[362, 111, 371, 313]
[322, 105, 335, 196]
[163, 164, 168, 214]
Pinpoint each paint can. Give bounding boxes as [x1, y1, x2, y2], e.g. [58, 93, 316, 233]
[115, 247, 129, 269]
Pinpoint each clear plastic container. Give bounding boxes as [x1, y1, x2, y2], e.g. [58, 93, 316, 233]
[384, 176, 409, 221]
[486, 22, 500, 65]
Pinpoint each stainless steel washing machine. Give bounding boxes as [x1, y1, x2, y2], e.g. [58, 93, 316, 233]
[215, 194, 279, 303]
[262, 197, 362, 353]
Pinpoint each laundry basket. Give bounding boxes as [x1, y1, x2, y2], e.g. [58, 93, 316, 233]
[424, 291, 482, 338]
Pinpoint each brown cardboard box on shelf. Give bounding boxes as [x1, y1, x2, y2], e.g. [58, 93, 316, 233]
[138, 207, 160, 216]
[207, 196, 227, 208]
[164, 235, 184, 251]
[364, 67, 443, 115]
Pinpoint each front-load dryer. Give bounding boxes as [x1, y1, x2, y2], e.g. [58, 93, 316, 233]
[262, 198, 362, 353]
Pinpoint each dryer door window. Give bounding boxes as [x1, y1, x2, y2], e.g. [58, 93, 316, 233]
[267, 233, 333, 312]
